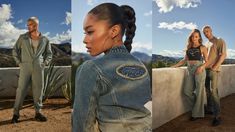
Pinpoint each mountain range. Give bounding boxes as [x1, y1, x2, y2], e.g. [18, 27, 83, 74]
[152, 54, 235, 65]
[0, 44, 152, 67]
[0, 43, 71, 67]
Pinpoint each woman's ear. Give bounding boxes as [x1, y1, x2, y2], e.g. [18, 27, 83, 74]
[110, 25, 121, 39]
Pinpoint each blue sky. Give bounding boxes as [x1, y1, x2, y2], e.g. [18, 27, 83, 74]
[0, 0, 71, 47]
[72, 0, 152, 55]
[153, 0, 235, 59]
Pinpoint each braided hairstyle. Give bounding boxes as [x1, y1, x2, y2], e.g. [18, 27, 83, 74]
[88, 3, 136, 52]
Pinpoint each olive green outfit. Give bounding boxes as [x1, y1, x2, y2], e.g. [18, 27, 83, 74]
[12, 32, 52, 116]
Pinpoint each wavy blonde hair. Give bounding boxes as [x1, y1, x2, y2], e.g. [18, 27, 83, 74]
[187, 29, 203, 50]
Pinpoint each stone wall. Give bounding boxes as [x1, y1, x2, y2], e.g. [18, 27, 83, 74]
[152, 65, 235, 129]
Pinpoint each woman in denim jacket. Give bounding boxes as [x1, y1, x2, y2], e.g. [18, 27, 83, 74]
[72, 3, 152, 132]
[172, 29, 208, 121]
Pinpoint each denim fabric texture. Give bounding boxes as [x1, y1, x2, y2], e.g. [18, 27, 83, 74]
[205, 69, 220, 116]
[72, 45, 152, 132]
[185, 61, 206, 117]
[12, 32, 52, 116]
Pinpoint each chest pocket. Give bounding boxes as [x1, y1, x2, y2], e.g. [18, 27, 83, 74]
[116, 64, 148, 80]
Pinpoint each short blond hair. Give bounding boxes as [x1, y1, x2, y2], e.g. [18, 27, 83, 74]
[28, 16, 39, 25]
[202, 25, 211, 31]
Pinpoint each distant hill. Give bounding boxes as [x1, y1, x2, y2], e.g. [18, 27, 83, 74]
[132, 51, 151, 63]
[223, 59, 235, 64]
[0, 43, 71, 67]
[72, 52, 92, 61]
[152, 54, 182, 63]
[50, 43, 71, 66]
[152, 54, 235, 68]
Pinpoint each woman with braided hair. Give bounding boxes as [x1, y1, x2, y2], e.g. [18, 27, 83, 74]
[72, 3, 151, 132]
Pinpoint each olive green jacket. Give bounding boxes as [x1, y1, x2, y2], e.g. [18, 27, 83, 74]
[12, 32, 52, 66]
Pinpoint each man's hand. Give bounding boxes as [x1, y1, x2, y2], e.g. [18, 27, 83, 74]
[195, 65, 204, 74]
[40, 63, 45, 68]
[211, 65, 218, 71]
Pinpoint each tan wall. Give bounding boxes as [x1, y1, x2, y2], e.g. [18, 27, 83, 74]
[152, 65, 235, 129]
[0, 66, 71, 98]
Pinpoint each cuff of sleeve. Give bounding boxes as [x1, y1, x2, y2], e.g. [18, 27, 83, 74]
[44, 60, 49, 65]
[16, 60, 21, 65]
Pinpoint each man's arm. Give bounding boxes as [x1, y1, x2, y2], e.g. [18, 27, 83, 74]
[43, 39, 53, 65]
[196, 39, 227, 73]
[12, 35, 22, 66]
[211, 52, 226, 70]
[211, 39, 227, 70]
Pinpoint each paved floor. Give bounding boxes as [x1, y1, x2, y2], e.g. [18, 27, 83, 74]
[154, 94, 235, 132]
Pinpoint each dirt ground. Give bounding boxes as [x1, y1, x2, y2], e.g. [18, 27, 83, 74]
[154, 94, 235, 132]
[0, 98, 71, 132]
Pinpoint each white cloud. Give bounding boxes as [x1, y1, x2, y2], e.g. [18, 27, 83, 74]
[43, 32, 50, 37]
[0, 4, 27, 47]
[144, 10, 152, 16]
[132, 42, 152, 55]
[0, 4, 71, 47]
[158, 21, 197, 31]
[61, 12, 71, 25]
[227, 49, 235, 59]
[0, 4, 12, 24]
[66, 12, 71, 25]
[49, 29, 71, 44]
[87, 0, 94, 6]
[155, 0, 201, 13]
[159, 50, 185, 57]
[17, 19, 23, 24]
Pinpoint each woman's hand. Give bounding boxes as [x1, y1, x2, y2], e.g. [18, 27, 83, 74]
[195, 65, 204, 74]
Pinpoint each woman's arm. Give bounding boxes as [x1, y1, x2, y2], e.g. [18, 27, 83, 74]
[171, 55, 187, 68]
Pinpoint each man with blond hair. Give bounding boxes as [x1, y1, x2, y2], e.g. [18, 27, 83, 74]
[196, 25, 227, 126]
[12, 16, 52, 123]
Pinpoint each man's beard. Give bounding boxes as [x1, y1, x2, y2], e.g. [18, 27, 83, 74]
[28, 28, 37, 33]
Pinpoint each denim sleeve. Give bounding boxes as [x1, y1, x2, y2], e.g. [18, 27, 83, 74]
[72, 61, 100, 132]
[12, 35, 22, 65]
[43, 38, 52, 65]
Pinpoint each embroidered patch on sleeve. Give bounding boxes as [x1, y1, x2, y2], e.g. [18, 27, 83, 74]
[116, 64, 148, 80]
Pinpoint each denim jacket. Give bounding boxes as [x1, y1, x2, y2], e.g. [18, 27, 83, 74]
[72, 45, 152, 132]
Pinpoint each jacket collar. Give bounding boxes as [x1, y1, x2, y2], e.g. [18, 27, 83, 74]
[24, 32, 43, 39]
[105, 45, 129, 55]
[23, 32, 44, 56]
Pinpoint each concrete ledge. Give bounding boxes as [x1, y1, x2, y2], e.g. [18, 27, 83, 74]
[152, 65, 235, 129]
[0, 66, 71, 98]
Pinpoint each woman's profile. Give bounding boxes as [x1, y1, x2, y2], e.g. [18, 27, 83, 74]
[72, 3, 152, 132]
